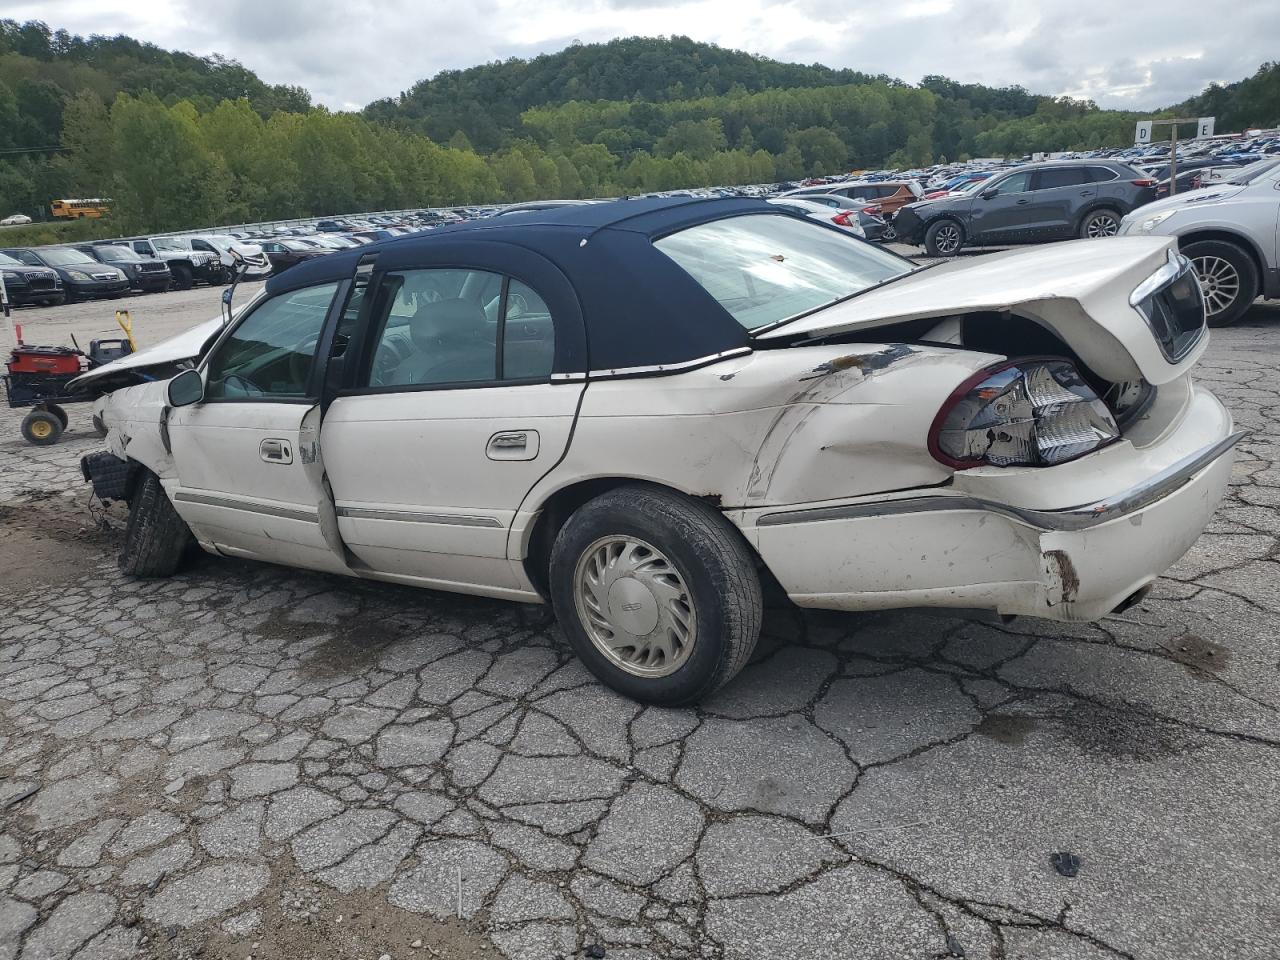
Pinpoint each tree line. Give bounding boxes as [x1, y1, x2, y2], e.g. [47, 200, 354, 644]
[2, 20, 1278, 236]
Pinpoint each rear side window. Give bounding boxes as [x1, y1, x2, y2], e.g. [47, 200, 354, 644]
[1086, 166, 1120, 183]
[655, 213, 913, 331]
[1035, 167, 1091, 189]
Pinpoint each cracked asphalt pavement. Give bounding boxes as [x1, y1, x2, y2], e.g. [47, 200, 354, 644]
[1, 288, 1278, 960]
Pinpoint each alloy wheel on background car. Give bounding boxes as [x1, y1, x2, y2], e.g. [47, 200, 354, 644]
[931, 223, 961, 255]
[1085, 212, 1121, 238]
[572, 534, 697, 678]
[1191, 254, 1242, 319]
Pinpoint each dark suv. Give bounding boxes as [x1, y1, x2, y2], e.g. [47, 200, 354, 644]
[895, 161, 1156, 256]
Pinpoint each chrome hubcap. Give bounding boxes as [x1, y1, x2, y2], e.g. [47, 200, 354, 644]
[1191, 255, 1239, 316]
[573, 535, 697, 678]
[1087, 214, 1119, 238]
[935, 225, 960, 254]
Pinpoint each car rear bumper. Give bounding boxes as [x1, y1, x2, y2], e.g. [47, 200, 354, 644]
[742, 383, 1239, 622]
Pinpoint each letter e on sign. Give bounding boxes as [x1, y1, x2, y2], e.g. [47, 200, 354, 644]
[1197, 117, 1215, 139]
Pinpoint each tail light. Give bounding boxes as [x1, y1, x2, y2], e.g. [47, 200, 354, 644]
[862, 206, 881, 216]
[928, 360, 1120, 469]
[831, 212, 853, 226]
[1131, 178, 1155, 187]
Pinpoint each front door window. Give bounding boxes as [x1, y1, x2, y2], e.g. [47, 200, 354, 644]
[204, 282, 338, 399]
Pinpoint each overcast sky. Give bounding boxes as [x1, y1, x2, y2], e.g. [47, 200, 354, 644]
[15, 0, 1279, 113]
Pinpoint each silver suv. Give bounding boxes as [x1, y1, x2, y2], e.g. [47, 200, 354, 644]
[1118, 158, 1280, 326]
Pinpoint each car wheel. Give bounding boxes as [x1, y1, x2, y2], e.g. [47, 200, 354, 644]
[549, 485, 763, 705]
[21, 410, 63, 446]
[119, 472, 193, 578]
[1080, 208, 1121, 239]
[170, 263, 194, 290]
[924, 219, 964, 257]
[1183, 239, 1259, 327]
[880, 220, 898, 242]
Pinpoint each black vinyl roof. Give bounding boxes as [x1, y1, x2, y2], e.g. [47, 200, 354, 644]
[269, 198, 780, 373]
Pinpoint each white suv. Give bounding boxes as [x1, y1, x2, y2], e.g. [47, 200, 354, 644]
[1118, 157, 1280, 326]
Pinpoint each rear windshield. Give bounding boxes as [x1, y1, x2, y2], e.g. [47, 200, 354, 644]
[654, 213, 913, 331]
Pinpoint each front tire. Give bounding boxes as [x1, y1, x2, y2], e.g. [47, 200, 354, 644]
[119, 472, 193, 578]
[924, 219, 964, 257]
[170, 263, 194, 291]
[1183, 239, 1259, 327]
[1079, 208, 1121, 239]
[549, 485, 763, 705]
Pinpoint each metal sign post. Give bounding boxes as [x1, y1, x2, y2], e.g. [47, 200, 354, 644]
[1135, 117, 1215, 196]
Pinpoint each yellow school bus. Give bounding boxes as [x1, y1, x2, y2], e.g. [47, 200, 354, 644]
[50, 198, 111, 219]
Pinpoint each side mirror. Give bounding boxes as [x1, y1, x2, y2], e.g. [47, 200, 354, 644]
[980, 188, 998, 200]
[167, 368, 204, 407]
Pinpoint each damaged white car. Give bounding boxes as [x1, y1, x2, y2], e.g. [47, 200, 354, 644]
[75, 198, 1240, 704]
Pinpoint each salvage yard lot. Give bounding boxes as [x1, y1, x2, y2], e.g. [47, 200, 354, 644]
[1, 283, 1279, 960]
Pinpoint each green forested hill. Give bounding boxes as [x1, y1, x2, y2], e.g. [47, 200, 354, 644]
[1, 18, 1277, 235]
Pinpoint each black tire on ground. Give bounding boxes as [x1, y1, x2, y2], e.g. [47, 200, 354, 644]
[170, 263, 194, 290]
[119, 471, 193, 578]
[1182, 239, 1260, 328]
[549, 484, 763, 705]
[40, 296, 65, 307]
[1079, 208, 1122, 239]
[46, 404, 68, 429]
[21, 410, 63, 446]
[924, 219, 965, 257]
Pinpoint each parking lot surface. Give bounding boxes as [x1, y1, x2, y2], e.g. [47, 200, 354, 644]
[1, 284, 1278, 960]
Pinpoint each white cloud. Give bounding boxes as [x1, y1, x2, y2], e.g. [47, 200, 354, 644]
[10, 0, 1279, 113]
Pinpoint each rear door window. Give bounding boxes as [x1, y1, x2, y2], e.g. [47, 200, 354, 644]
[1034, 168, 1091, 190]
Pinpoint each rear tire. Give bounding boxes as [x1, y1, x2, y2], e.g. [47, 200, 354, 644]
[549, 485, 763, 705]
[1182, 239, 1259, 327]
[1079, 208, 1121, 239]
[119, 472, 193, 578]
[924, 219, 964, 257]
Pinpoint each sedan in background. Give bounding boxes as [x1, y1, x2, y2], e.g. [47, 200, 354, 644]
[0, 250, 63, 305]
[767, 197, 866, 238]
[258, 238, 331, 274]
[773, 193, 890, 241]
[76, 243, 171, 292]
[1, 214, 33, 226]
[1, 246, 130, 300]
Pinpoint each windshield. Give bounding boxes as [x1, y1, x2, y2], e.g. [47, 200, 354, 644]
[39, 248, 96, 266]
[152, 238, 189, 252]
[655, 213, 914, 331]
[96, 245, 140, 260]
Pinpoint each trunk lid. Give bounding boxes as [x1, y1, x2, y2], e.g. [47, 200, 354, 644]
[756, 236, 1205, 386]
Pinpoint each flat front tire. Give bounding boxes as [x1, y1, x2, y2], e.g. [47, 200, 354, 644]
[549, 485, 763, 705]
[120, 472, 193, 578]
[1183, 239, 1259, 327]
[924, 219, 964, 257]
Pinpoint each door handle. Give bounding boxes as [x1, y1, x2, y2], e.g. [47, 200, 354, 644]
[260, 438, 293, 464]
[487, 430, 539, 461]
[1016, 199, 1030, 204]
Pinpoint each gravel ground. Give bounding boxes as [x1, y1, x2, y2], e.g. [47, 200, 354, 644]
[1, 275, 1278, 960]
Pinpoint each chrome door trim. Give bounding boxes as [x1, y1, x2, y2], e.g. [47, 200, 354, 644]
[335, 506, 502, 528]
[173, 490, 317, 523]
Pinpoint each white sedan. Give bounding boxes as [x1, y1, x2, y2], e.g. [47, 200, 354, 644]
[1, 213, 32, 226]
[75, 198, 1238, 704]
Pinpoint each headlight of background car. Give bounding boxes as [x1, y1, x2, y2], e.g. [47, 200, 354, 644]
[929, 360, 1120, 468]
[67, 270, 91, 281]
[1133, 210, 1177, 234]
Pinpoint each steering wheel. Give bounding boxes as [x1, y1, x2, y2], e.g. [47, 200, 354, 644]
[288, 333, 321, 387]
[221, 374, 265, 398]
